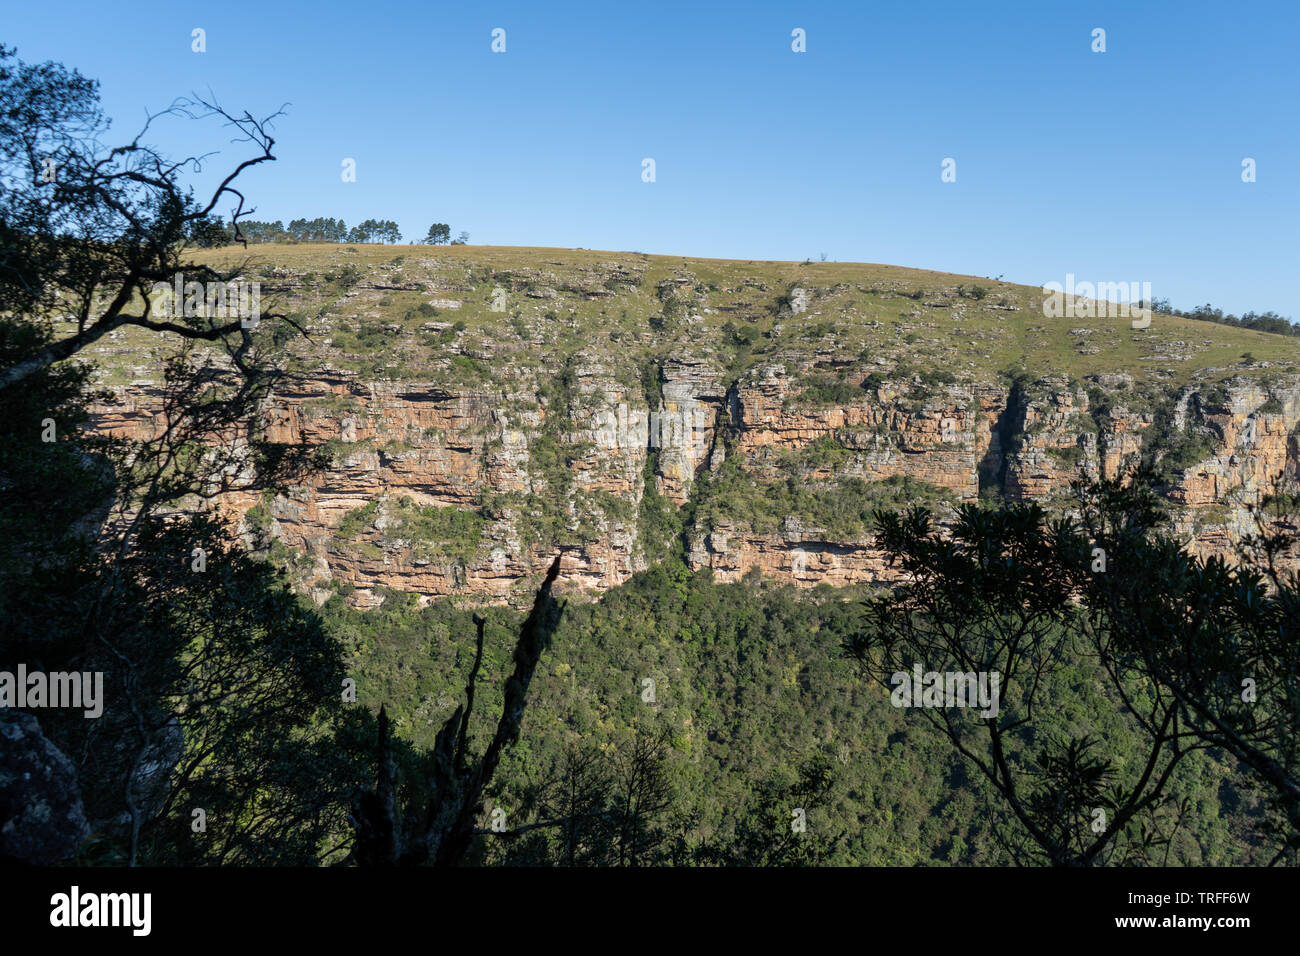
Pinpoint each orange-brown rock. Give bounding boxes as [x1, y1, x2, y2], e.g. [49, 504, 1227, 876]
[87, 358, 1300, 609]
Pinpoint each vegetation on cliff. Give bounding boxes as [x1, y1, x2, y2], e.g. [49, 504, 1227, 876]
[4, 41, 1299, 871]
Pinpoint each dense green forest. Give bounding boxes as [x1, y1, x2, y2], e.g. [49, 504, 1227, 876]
[320, 559, 1272, 866]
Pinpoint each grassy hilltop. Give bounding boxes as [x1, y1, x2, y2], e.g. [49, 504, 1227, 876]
[159, 242, 1299, 390]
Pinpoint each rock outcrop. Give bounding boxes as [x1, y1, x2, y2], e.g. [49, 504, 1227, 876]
[81, 248, 1300, 607]
[0, 712, 90, 865]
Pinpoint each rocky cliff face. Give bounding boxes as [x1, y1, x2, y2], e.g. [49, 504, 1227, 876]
[83, 246, 1300, 607]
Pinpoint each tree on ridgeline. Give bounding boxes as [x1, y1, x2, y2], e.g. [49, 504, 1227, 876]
[237, 219, 287, 243]
[347, 218, 402, 244]
[286, 216, 348, 242]
[187, 214, 233, 247]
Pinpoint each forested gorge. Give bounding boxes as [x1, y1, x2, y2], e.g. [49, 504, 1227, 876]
[2, 42, 1298, 869]
[324, 557, 1283, 866]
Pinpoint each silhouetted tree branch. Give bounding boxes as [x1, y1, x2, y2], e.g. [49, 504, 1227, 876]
[351, 556, 566, 866]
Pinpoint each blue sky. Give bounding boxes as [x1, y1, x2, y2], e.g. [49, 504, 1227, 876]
[5, 0, 1297, 315]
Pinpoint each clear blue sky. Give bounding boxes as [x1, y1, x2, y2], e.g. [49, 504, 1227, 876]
[5, 0, 1297, 316]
